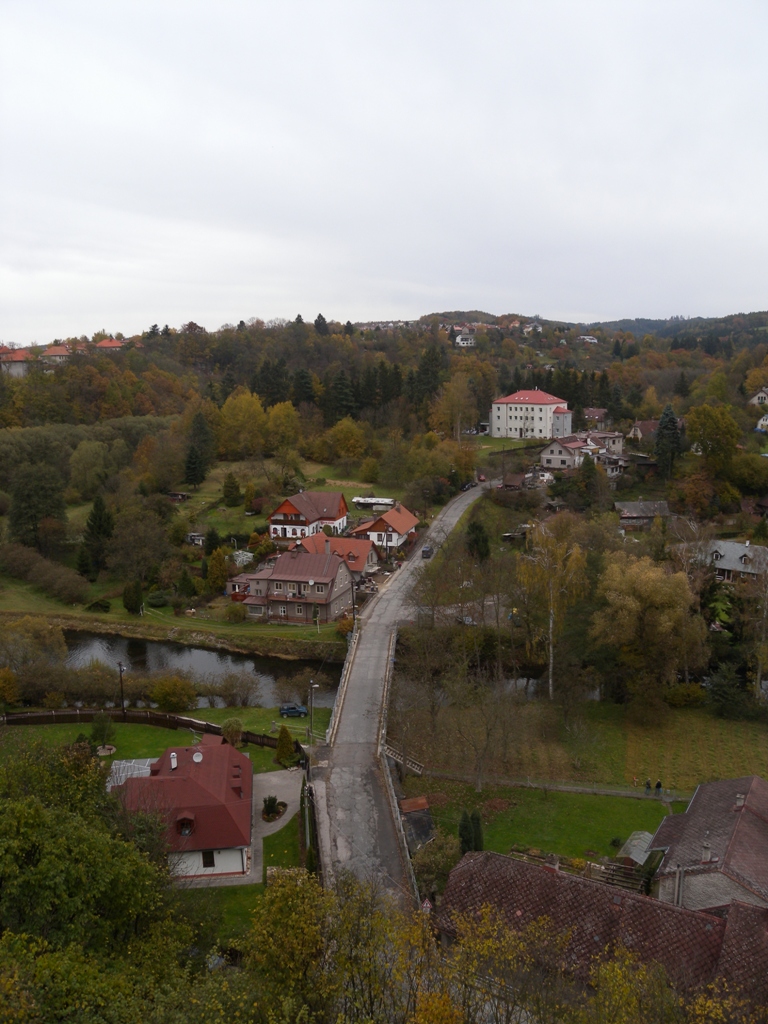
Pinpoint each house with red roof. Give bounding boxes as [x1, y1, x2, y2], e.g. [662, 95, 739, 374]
[226, 548, 353, 622]
[95, 338, 125, 351]
[268, 491, 348, 541]
[0, 347, 33, 378]
[115, 735, 253, 878]
[292, 533, 380, 580]
[490, 388, 572, 440]
[349, 503, 419, 552]
[43, 344, 70, 364]
[437, 851, 768, 1004]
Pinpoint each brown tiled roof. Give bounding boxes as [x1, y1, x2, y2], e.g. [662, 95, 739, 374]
[437, 853, 726, 992]
[651, 776, 768, 902]
[715, 901, 768, 1005]
[351, 504, 419, 537]
[272, 491, 346, 524]
[293, 534, 378, 570]
[271, 550, 344, 583]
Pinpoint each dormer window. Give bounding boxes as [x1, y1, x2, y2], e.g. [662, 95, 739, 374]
[177, 817, 194, 836]
[713, 551, 722, 560]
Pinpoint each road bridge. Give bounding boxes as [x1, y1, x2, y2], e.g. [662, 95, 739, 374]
[313, 483, 489, 901]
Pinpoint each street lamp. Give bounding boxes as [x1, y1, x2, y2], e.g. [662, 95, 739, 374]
[117, 661, 126, 722]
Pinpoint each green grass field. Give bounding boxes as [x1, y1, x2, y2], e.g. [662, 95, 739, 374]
[405, 777, 677, 860]
[203, 883, 264, 944]
[262, 812, 302, 877]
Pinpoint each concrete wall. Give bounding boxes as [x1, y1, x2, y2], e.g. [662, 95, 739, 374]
[170, 847, 246, 877]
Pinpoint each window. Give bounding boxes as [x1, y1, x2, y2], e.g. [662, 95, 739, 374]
[280, 605, 287, 616]
[297, 604, 304, 615]
[561, 459, 566, 466]
[288, 582, 296, 593]
[274, 582, 283, 591]
[202, 850, 215, 868]
[178, 818, 193, 836]
[316, 584, 325, 594]
[250, 606, 263, 616]
[545, 458, 552, 465]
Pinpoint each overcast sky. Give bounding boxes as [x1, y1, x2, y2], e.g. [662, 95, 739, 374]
[2, 1, 768, 343]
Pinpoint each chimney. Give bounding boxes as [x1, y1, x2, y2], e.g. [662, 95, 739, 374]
[325, 537, 330, 555]
[702, 842, 712, 863]
[735, 793, 746, 808]
[170, 752, 178, 770]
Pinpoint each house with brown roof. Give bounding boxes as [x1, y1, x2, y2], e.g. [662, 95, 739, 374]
[651, 776, 768, 914]
[583, 407, 610, 428]
[0, 347, 33, 377]
[350, 503, 419, 552]
[437, 851, 768, 1003]
[115, 735, 253, 878]
[227, 548, 353, 622]
[614, 500, 671, 530]
[268, 491, 348, 541]
[292, 533, 380, 580]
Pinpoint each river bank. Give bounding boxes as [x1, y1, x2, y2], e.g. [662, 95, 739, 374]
[0, 609, 348, 663]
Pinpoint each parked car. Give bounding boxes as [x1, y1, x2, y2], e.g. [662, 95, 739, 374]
[477, 474, 486, 482]
[421, 545, 433, 559]
[280, 702, 307, 718]
[455, 615, 477, 626]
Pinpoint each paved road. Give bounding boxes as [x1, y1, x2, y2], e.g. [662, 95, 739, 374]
[314, 483, 490, 900]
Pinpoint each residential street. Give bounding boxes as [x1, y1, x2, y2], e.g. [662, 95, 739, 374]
[313, 482, 491, 900]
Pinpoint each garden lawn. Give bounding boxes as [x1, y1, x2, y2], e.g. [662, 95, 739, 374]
[201, 884, 264, 944]
[262, 812, 301, 879]
[406, 778, 673, 860]
[201, 705, 331, 739]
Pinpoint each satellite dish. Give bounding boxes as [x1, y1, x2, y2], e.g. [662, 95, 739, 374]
[192, 751, 203, 763]
[308, 579, 315, 586]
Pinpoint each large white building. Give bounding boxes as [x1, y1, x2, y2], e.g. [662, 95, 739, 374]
[490, 388, 572, 439]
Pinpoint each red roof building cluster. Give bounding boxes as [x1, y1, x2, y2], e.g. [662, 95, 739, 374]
[493, 389, 568, 405]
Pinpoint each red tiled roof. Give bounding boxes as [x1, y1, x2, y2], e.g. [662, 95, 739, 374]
[350, 504, 419, 538]
[95, 338, 123, 349]
[437, 853, 726, 992]
[715, 901, 768, 1005]
[553, 406, 569, 413]
[494, 390, 568, 405]
[293, 534, 379, 570]
[44, 345, 69, 356]
[117, 741, 252, 852]
[0, 348, 31, 362]
[652, 776, 768, 903]
[270, 491, 347, 524]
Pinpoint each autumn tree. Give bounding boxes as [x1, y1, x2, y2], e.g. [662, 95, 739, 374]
[430, 373, 477, 441]
[217, 388, 267, 459]
[206, 547, 228, 593]
[107, 508, 169, 582]
[519, 519, 586, 700]
[686, 403, 741, 473]
[9, 466, 66, 549]
[591, 553, 707, 713]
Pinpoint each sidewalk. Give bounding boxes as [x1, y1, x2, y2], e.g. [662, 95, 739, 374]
[181, 767, 303, 888]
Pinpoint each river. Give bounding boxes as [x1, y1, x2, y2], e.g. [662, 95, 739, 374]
[63, 631, 341, 708]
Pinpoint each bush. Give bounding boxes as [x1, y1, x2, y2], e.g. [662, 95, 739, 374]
[149, 675, 198, 712]
[84, 598, 111, 613]
[335, 615, 354, 638]
[221, 716, 243, 747]
[0, 543, 89, 604]
[222, 472, 242, 507]
[145, 591, 168, 608]
[224, 602, 247, 623]
[0, 667, 19, 706]
[360, 457, 380, 483]
[275, 724, 294, 764]
[122, 579, 143, 614]
[263, 794, 279, 817]
[91, 712, 116, 747]
[412, 827, 461, 898]
[707, 664, 762, 720]
[665, 682, 707, 708]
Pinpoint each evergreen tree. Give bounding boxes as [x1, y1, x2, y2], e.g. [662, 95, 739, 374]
[204, 527, 220, 556]
[83, 494, 114, 572]
[76, 545, 92, 579]
[9, 466, 66, 549]
[292, 368, 315, 405]
[343, 320, 355, 336]
[200, 556, 208, 580]
[655, 404, 682, 478]
[459, 810, 474, 855]
[177, 567, 196, 598]
[184, 445, 206, 488]
[222, 472, 242, 507]
[579, 452, 598, 504]
[674, 371, 690, 398]
[314, 313, 330, 336]
[122, 579, 142, 614]
[470, 809, 484, 852]
[206, 548, 228, 593]
[325, 370, 356, 424]
[753, 518, 768, 545]
[466, 521, 490, 562]
[275, 724, 295, 764]
[189, 411, 215, 470]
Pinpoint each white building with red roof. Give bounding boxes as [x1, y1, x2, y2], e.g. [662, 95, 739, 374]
[0, 347, 33, 378]
[268, 490, 348, 541]
[115, 735, 253, 878]
[490, 388, 572, 439]
[349, 503, 419, 552]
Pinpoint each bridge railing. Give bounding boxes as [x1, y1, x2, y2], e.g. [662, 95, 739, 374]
[325, 626, 359, 745]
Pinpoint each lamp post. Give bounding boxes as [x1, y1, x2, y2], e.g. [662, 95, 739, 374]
[309, 682, 319, 740]
[117, 661, 126, 722]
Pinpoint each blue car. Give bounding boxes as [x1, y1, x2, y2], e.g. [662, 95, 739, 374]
[280, 702, 307, 718]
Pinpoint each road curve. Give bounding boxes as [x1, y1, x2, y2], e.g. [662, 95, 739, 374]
[313, 483, 490, 900]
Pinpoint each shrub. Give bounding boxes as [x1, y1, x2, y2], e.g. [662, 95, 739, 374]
[665, 682, 706, 708]
[224, 602, 247, 623]
[0, 668, 19, 706]
[145, 591, 168, 608]
[413, 827, 461, 898]
[222, 472, 242, 507]
[263, 794, 279, 817]
[305, 845, 317, 874]
[122, 579, 143, 614]
[91, 712, 116, 747]
[470, 808, 484, 852]
[221, 717, 243, 747]
[84, 598, 111, 613]
[275, 724, 294, 764]
[360, 457, 380, 483]
[459, 809, 473, 854]
[150, 675, 198, 712]
[0, 543, 88, 604]
[335, 614, 354, 638]
[42, 690, 64, 709]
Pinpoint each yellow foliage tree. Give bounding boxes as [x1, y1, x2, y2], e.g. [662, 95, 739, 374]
[217, 387, 267, 459]
[266, 401, 300, 455]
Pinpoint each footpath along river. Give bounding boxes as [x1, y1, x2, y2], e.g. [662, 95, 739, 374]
[63, 630, 341, 708]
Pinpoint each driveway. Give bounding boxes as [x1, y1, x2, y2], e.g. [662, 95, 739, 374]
[181, 766, 303, 888]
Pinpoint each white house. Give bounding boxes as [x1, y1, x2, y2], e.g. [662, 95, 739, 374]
[350, 503, 419, 551]
[490, 388, 572, 440]
[268, 491, 348, 541]
[455, 331, 476, 348]
[749, 388, 768, 407]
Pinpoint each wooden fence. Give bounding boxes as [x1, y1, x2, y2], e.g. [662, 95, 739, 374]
[0, 708, 301, 752]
